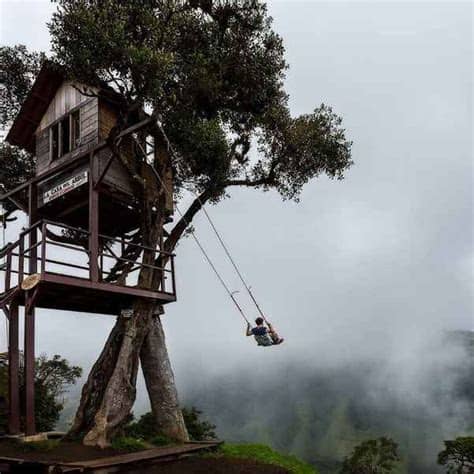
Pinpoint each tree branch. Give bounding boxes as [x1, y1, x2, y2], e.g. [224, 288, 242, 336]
[164, 188, 213, 253]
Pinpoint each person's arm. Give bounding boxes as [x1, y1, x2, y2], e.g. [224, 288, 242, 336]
[246, 323, 253, 336]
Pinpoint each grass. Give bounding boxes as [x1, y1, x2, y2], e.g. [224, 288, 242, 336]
[111, 436, 148, 452]
[216, 443, 318, 474]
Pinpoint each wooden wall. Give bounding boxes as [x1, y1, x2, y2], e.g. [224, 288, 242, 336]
[35, 84, 99, 175]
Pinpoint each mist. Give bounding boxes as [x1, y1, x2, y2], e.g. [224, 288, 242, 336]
[1, 1, 472, 473]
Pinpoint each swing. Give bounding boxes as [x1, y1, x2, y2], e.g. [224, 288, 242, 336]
[135, 139, 284, 347]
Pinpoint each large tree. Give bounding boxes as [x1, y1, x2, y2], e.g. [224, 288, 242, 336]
[1, 1, 352, 447]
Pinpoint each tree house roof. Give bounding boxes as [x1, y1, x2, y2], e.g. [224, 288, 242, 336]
[6, 62, 64, 153]
[6, 62, 125, 154]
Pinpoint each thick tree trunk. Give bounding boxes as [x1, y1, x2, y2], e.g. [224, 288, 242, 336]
[68, 299, 155, 447]
[140, 315, 189, 441]
[68, 317, 127, 439]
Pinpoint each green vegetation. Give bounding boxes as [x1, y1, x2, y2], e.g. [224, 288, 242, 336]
[150, 434, 173, 447]
[110, 436, 148, 452]
[124, 406, 216, 443]
[0, 354, 82, 432]
[437, 437, 474, 473]
[340, 437, 400, 473]
[218, 443, 317, 474]
[182, 406, 217, 441]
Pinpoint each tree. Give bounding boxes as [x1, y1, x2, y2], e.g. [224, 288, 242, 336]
[1, 1, 353, 447]
[0, 354, 82, 432]
[438, 437, 474, 474]
[182, 406, 217, 441]
[0, 46, 42, 222]
[340, 437, 400, 474]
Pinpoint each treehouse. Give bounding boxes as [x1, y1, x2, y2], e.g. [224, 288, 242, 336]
[0, 63, 176, 436]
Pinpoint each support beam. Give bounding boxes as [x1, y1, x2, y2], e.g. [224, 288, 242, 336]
[89, 153, 100, 282]
[8, 302, 20, 435]
[24, 183, 38, 436]
[24, 297, 35, 435]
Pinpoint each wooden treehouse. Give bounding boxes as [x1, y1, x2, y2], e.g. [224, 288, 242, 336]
[0, 64, 176, 436]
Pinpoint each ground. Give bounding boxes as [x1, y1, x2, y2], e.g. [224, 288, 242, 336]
[124, 457, 290, 473]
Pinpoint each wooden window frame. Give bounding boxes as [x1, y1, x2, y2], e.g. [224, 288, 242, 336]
[49, 107, 82, 161]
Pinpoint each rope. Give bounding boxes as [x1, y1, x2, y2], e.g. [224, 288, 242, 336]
[196, 198, 271, 325]
[134, 139, 251, 325]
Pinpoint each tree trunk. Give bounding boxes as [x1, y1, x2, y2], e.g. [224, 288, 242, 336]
[67, 317, 127, 439]
[68, 298, 155, 447]
[140, 315, 189, 442]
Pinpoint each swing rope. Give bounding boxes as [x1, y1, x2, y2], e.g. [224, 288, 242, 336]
[134, 139, 251, 325]
[196, 198, 271, 326]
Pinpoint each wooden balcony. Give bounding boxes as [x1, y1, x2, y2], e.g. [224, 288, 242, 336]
[0, 220, 176, 316]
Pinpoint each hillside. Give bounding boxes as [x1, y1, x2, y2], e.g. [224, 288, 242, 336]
[182, 331, 474, 473]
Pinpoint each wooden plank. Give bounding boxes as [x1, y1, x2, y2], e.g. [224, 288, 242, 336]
[60, 442, 221, 470]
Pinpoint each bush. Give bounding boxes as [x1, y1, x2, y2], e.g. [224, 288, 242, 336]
[111, 436, 147, 452]
[150, 434, 173, 446]
[124, 412, 157, 440]
[123, 406, 217, 442]
[182, 406, 217, 441]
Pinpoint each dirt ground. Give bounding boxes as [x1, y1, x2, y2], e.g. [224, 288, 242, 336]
[0, 439, 119, 462]
[125, 457, 290, 473]
[0, 441, 290, 473]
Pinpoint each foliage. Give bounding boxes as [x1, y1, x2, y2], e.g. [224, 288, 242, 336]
[150, 434, 173, 446]
[340, 437, 400, 474]
[0, 46, 40, 220]
[437, 437, 474, 473]
[48, 0, 352, 202]
[0, 354, 82, 432]
[123, 411, 157, 440]
[218, 443, 317, 474]
[111, 436, 147, 452]
[0, 45, 46, 126]
[28, 355, 82, 432]
[182, 406, 217, 441]
[124, 406, 216, 442]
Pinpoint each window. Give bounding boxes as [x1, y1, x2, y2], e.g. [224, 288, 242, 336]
[61, 116, 70, 155]
[50, 109, 81, 160]
[51, 123, 59, 160]
[71, 110, 81, 149]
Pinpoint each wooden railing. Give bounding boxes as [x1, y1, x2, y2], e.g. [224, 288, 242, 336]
[0, 220, 175, 297]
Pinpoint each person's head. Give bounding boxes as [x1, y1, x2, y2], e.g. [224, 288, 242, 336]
[255, 317, 264, 326]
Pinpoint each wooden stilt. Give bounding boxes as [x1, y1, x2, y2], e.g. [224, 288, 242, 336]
[24, 298, 35, 436]
[7, 302, 20, 435]
[25, 183, 38, 436]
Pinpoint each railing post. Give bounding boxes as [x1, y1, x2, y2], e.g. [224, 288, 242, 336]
[171, 255, 176, 296]
[89, 153, 100, 282]
[5, 247, 12, 291]
[41, 222, 46, 275]
[18, 237, 24, 284]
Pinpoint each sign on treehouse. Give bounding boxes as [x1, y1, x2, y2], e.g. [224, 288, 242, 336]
[42, 170, 88, 204]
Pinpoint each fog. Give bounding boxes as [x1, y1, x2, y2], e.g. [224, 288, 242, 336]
[1, 1, 472, 472]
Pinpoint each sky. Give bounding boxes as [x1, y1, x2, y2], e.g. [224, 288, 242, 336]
[0, 1, 472, 414]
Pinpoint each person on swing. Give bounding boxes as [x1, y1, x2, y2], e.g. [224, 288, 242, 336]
[246, 317, 284, 346]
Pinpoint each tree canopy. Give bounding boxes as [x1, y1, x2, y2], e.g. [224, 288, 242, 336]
[340, 437, 400, 474]
[48, 0, 352, 202]
[438, 437, 474, 474]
